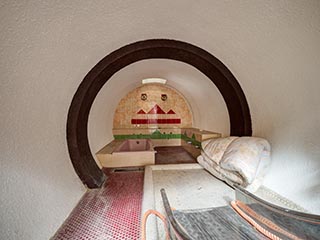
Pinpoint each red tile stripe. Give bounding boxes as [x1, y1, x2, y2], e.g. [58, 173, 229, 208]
[131, 119, 181, 124]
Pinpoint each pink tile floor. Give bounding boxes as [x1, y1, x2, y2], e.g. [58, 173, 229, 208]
[52, 171, 144, 240]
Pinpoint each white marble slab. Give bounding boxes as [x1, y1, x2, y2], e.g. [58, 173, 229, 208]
[141, 164, 235, 239]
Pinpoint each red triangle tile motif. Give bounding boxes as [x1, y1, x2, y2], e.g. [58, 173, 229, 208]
[167, 109, 176, 114]
[147, 104, 166, 114]
[137, 109, 146, 114]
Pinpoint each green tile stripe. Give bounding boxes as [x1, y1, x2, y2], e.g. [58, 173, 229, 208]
[181, 134, 201, 147]
[114, 133, 201, 147]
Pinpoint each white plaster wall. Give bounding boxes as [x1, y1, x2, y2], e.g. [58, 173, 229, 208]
[1, 1, 320, 239]
[87, 1, 320, 213]
[0, 2, 88, 239]
[87, 0, 320, 213]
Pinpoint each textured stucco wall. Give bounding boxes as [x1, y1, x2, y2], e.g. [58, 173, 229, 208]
[87, 0, 320, 214]
[0, 1, 89, 239]
[1, 1, 320, 239]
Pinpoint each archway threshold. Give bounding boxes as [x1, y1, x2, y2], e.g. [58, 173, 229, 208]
[67, 39, 252, 188]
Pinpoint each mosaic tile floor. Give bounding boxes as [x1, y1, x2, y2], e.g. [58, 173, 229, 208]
[52, 171, 144, 240]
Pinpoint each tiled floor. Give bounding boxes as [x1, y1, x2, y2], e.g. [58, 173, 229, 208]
[155, 146, 196, 164]
[52, 171, 144, 240]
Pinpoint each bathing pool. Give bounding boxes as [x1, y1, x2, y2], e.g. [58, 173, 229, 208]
[96, 139, 156, 168]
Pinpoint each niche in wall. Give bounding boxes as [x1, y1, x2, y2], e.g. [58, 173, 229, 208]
[113, 83, 193, 129]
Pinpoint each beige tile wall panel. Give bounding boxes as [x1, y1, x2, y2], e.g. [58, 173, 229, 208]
[113, 83, 193, 129]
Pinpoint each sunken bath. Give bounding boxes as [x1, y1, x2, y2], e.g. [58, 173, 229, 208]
[96, 139, 156, 168]
[116, 139, 154, 152]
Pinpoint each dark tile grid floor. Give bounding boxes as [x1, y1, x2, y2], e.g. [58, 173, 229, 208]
[52, 171, 144, 240]
[155, 146, 197, 164]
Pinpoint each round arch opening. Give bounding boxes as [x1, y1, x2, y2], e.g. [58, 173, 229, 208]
[67, 39, 252, 188]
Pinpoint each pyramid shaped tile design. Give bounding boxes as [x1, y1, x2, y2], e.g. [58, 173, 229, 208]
[167, 109, 176, 114]
[147, 104, 166, 114]
[137, 109, 146, 114]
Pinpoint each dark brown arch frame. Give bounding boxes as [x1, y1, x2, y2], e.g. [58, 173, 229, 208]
[67, 39, 252, 188]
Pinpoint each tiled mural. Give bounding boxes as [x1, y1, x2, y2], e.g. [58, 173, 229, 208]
[113, 83, 193, 129]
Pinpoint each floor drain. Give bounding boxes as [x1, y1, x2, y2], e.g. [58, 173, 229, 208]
[113, 167, 144, 172]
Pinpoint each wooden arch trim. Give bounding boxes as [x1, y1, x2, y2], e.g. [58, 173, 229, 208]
[67, 39, 252, 188]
